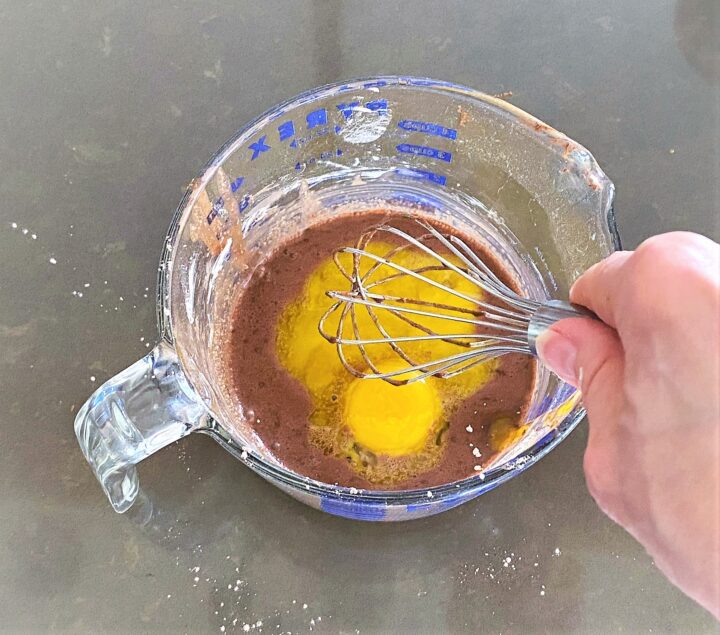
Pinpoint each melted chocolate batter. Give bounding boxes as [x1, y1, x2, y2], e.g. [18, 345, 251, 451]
[227, 211, 535, 489]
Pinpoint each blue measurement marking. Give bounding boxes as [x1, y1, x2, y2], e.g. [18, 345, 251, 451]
[394, 167, 447, 186]
[290, 126, 330, 148]
[403, 78, 441, 87]
[248, 135, 270, 160]
[278, 120, 295, 141]
[336, 102, 359, 120]
[206, 196, 224, 224]
[295, 148, 343, 171]
[396, 143, 452, 162]
[306, 108, 327, 129]
[320, 496, 387, 520]
[366, 99, 388, 112]
[398, 120, 457, 140]
[207, 190, 250, 225]
[210, 90, 395, 226]
[336, 99, 388, 121]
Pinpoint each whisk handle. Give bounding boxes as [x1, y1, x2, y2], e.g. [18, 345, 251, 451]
[527, 300, 598, 355]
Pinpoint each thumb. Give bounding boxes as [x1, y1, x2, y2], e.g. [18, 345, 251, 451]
[534, 317, 625, 422]
[535, 318, 628, 523]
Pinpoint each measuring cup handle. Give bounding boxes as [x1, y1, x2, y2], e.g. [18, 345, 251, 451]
[74, 341, 208, 513]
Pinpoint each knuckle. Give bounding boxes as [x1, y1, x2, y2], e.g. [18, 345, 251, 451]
[633, 234, 681, 277]
[634, 232, 715, 279]
[624, 233, 711, 318]
[630, 233, 717, 313]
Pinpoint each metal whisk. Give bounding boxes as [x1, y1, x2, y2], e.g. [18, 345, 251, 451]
[318, 217, 594, 385]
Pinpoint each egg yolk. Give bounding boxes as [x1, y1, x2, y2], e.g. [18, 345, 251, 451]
[344, 364, 442, 456]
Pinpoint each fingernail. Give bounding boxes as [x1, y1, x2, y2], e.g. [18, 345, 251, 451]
[535, 329, 579, 385]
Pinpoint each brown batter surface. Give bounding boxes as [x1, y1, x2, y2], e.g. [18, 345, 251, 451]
[226, 211, 535, 490]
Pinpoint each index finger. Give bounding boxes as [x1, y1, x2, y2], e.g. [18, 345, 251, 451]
[569, 250, 633, 329]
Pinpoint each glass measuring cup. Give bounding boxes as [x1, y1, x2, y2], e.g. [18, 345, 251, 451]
[74, 77, 619, 520]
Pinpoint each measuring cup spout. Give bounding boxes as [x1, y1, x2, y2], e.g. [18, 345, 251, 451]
[74, 341, 208, 512]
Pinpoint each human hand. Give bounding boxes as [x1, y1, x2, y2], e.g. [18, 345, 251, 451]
[536, 232, 720, 618]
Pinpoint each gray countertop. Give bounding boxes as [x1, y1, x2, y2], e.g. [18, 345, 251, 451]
[1, 1, 718, 633]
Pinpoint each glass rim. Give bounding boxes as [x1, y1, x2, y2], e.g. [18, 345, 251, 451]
[154, 75, 618, 502]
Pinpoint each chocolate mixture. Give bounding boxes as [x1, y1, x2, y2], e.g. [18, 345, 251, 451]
[226, 211, 535, 489]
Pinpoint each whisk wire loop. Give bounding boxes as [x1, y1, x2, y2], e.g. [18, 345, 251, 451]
[318, 217, 543, 385]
